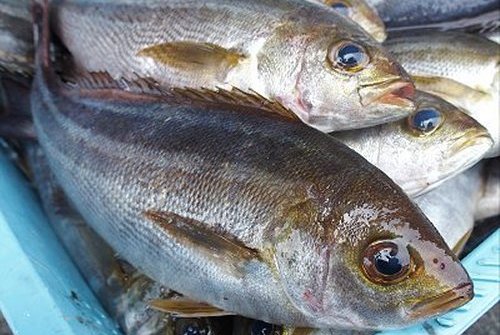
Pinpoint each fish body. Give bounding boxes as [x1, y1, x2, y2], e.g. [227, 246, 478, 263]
[310, 0, 386, 42]
[52, 0, 415, 132]
[414, 165, 483, 254]
[384, 31, 500, 157]
[366, 0, 499, 30]
[31, 2, 472, 330]
[475, 158, 500, 221]
[333, 91, 492, 196]
[0, 0, 32, 76]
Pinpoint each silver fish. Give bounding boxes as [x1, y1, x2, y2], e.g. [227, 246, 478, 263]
[384, 31, 500, 157]
[332, 91, 492, 196]
[30, 2, 472, 330]
[52, 0, 415, 132]
[366, 0, 499, 31]
[475, 158, 500, 221]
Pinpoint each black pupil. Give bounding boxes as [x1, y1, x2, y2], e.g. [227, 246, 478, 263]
[251, 320, 278, 335]
[337, 44, 364, 68]
[374, 247, 403, 276]
[413, 108, 440, 132]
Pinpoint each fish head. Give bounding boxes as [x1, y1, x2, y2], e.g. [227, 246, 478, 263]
[364, 91, 493, 196]
[322, 0, 387, 42]
[272, 181, 472, 330]
[290, 24, 415, 132]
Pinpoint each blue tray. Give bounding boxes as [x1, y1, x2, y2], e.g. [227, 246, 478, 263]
[0, 149, 498, 335]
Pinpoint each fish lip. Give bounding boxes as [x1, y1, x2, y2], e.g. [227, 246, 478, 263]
[448, 130, 494, 157]
[359, 79, 416, 110]
[409, 282, 473, 319]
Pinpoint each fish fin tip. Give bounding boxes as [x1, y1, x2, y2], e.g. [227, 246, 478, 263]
[149, 298, 234, 317]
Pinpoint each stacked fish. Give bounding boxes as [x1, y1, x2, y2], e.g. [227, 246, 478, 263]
[0, 0, 499, 334]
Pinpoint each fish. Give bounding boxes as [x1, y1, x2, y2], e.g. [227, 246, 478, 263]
[29, 1, 472, 330]
[475, 158, 500, 221]
[24, 143, 233, 335]
[333, 91, 493, 196]
[414, 165, 483, 255]
[384, 31, 500, 157]
[0, 0, 33, 76]
[51, 0, 415, 132]
[365, 0, 499, 31]
[309, 0, 386, 42]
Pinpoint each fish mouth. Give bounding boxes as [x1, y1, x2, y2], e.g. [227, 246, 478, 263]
[449, 130, 493, 157]
[409, 282, 473, 319]
[359, 79, 416, 110]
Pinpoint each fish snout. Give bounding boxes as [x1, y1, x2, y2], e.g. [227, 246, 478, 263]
[409, 281, 473, 320]
[448, 126, 493, 158]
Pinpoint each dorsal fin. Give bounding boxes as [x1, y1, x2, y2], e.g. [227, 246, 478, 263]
[65, 71, 300, 122]
[165, 86, 300, 121]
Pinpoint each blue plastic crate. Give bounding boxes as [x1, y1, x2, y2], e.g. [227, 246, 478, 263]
[0, 149, 498, 335]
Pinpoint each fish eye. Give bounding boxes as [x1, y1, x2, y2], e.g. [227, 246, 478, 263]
[408, 108, 443, 135]
[251, 320, 281, 335]
[362, 240, 412, 285]
[328, 41, 369, 73]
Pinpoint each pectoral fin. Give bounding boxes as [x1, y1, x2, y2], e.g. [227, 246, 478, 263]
[144, 210, 260, 277]
[149, 298, 234, 317]
[137, 41, 244, 80]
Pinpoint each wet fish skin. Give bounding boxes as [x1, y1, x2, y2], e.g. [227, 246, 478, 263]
[366, 0, 499, 29]
[384, 31, 500, 157]
[31, 2, 472, 329]
[52, 0, 415, 132]
[415, 165, 483, 255]
[310, 0, 386, 42]
[333, 91, 493, 197]
[0, 0, 32, 76]
[475, 158, 500, 221]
